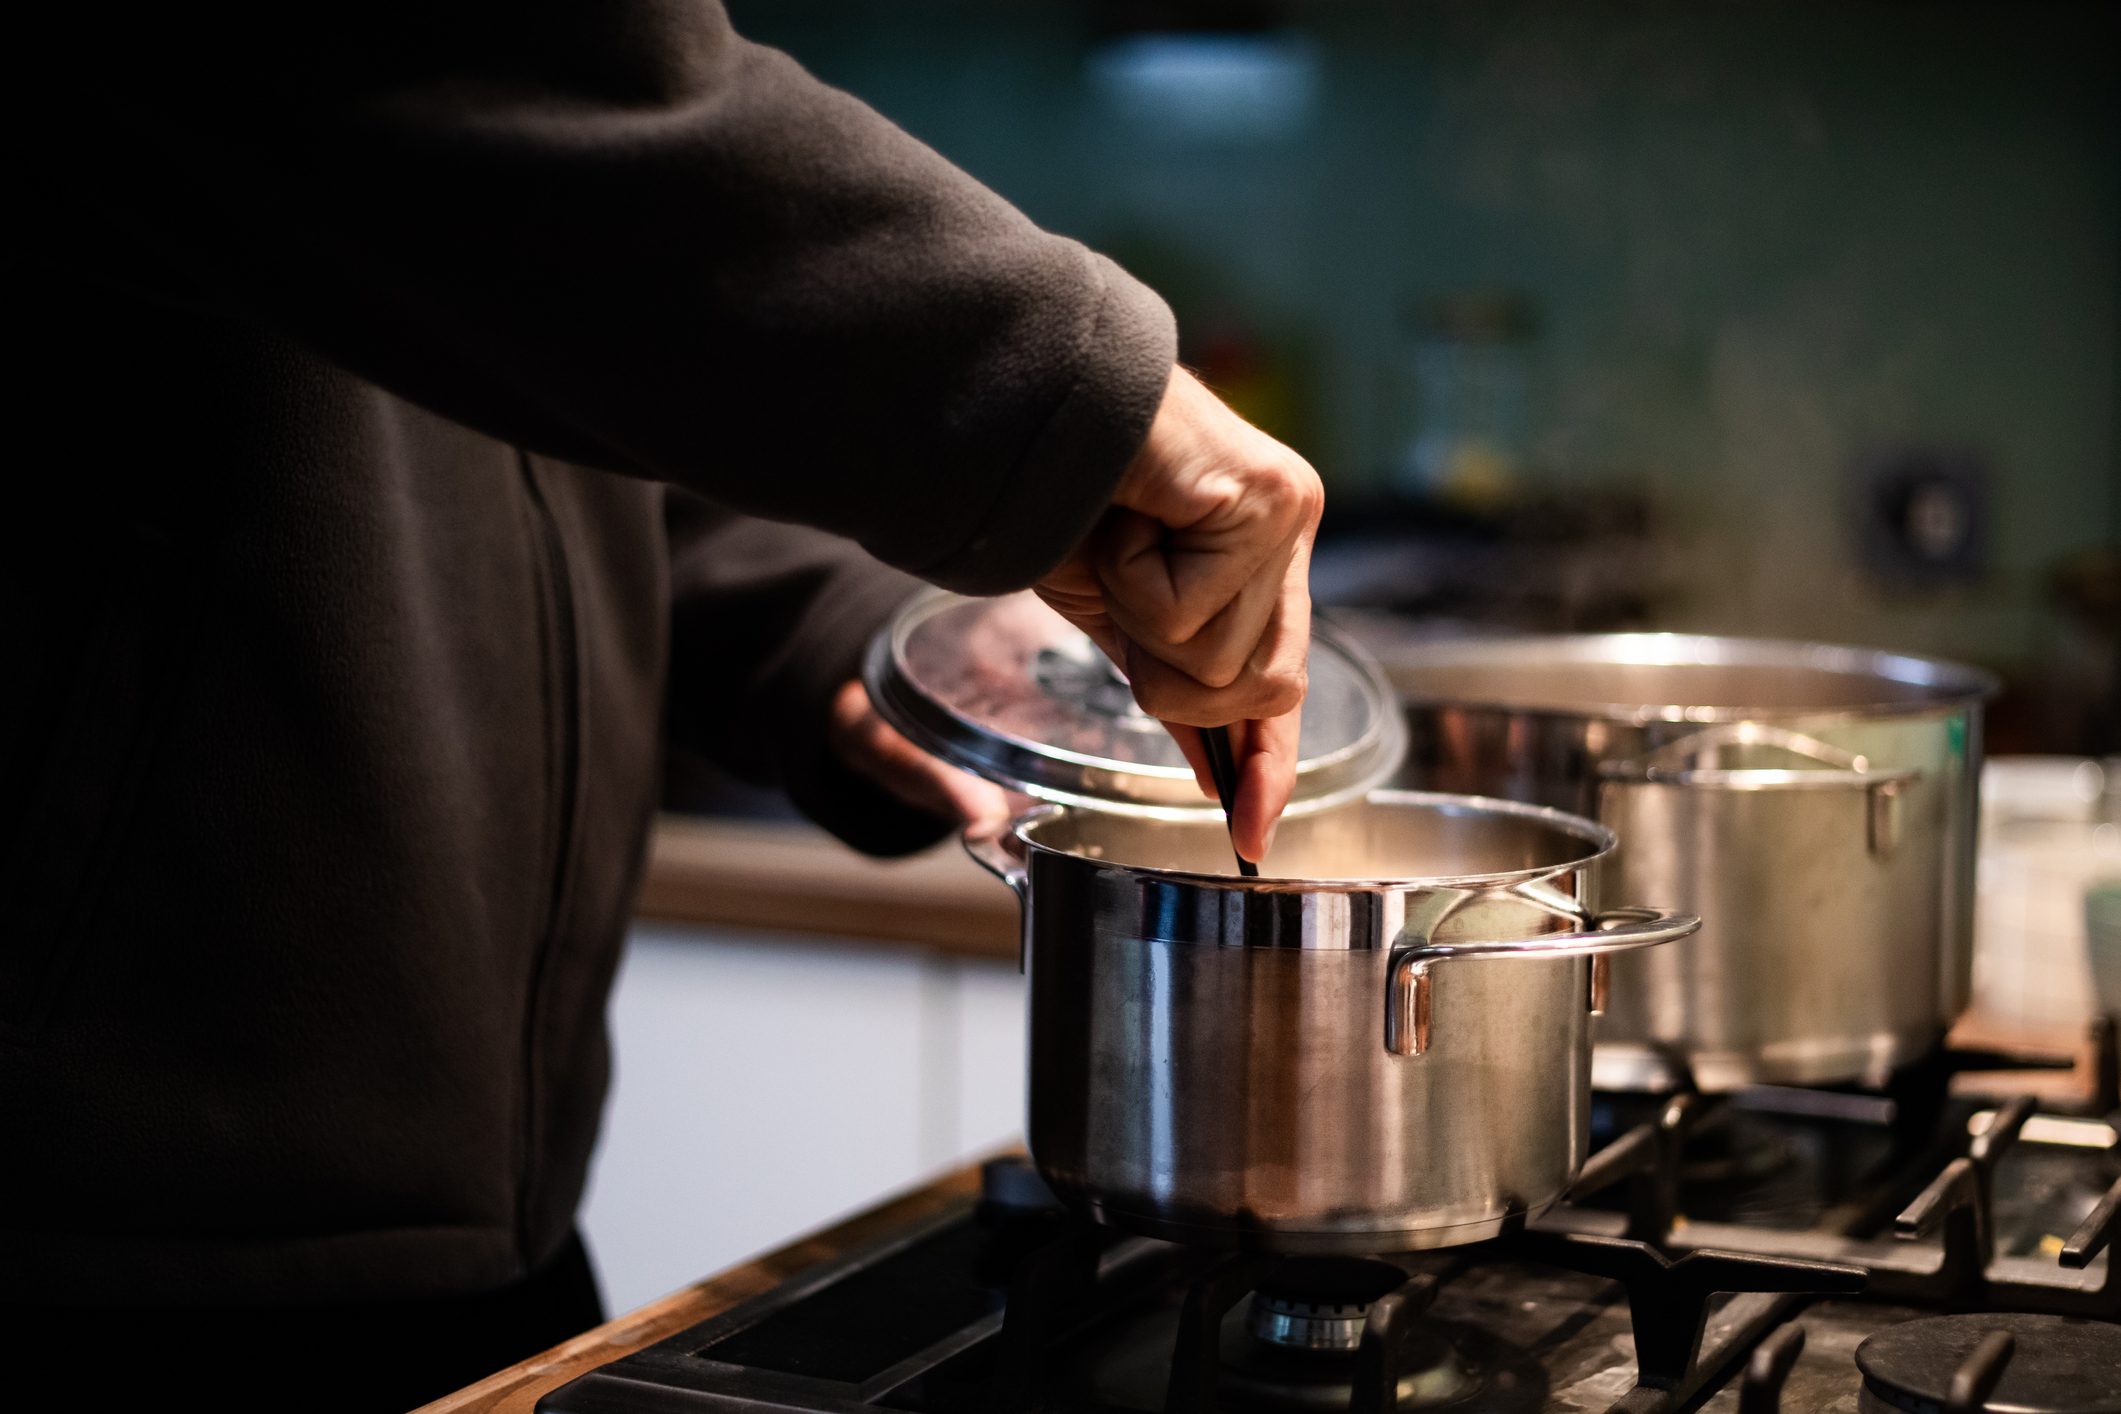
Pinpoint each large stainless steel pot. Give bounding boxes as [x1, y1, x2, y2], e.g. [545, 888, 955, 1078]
[1381, 633, 1996, 1091]
[967, 790, 1699, 1253]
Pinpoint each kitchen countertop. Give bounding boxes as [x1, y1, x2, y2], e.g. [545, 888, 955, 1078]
[414, 1161, 986, 1414]
[634, 813, 1019, 962]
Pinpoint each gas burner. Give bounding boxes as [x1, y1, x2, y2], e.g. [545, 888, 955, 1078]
[1246, 1257, 1409, 1352]
[1854, 1313, 2121, 1414]
[1217, 1258, 1484, 1411]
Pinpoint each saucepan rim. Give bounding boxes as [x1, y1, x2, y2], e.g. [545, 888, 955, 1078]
[1007, 787, 1616, 894]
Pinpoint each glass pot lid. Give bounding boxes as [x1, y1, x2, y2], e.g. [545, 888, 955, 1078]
[863, 589, 1406, 817]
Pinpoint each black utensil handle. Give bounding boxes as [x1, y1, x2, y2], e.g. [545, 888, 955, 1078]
[1201, 726, 1258, 877]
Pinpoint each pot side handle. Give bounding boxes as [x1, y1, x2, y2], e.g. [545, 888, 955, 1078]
[1639, 722, 1868, 775]
[962, 830, 1029, 899]
[1601, 722, 1921, 860]
[1384, 907, 1700, 1057]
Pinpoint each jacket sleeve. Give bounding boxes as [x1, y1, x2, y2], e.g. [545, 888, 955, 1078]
[662, 491, 955, 857]
[75, 1, 1176, 596]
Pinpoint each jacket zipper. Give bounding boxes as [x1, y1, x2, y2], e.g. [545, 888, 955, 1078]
[517, 457, 582, 1262]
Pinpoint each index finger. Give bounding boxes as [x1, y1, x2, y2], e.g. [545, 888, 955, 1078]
[1230, 709, 1301, 865]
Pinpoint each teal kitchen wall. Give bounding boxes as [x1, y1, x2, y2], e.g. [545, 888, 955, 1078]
[727, 0, 2118, 671]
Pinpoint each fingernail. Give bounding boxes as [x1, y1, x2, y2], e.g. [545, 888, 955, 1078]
[1261, 821, 1279, 858]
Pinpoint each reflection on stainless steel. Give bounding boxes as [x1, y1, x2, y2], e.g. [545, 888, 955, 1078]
[1383, 633, 1992, 1092]
[983, 790, 1698, 1252]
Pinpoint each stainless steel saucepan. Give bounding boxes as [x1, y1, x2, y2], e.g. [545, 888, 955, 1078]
[1381, 632, 1995, 1090]
[967, 790, 1698, 1251]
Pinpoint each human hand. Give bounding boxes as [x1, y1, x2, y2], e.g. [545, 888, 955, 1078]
[1034, 367, 1322, 862]
[826, 679, 1015, 834]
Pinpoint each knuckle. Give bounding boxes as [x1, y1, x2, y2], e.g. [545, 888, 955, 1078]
[1252, 665, 1308, 718]
[1287, 463, 1325, 527]
[1257, 457, 1323, 529]
[1127, 674, 1185, 721]
[1100, 578, 1193, 649]
[1188, 643, 1248, 692]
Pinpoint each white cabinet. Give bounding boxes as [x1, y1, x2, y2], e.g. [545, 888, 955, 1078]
[578, 923, 1026, 1313]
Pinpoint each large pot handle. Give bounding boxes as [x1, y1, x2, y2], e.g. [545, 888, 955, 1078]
[1604, 723, 1919, 858]
[1638, 722, 1869, 778]
[1384, 907, 1699, 1057]
[962, 830, 1029, 900]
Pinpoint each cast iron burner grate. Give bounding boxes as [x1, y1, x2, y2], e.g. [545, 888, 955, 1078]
[1156, 1234, 1864, 1414]
[1853, 1313, 2121, 1414]
[1543, 1024, 2121, 1323]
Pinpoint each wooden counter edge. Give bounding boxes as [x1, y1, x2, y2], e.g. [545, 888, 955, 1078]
[416, 1162, 988, 1414]
[633, 814, 1020, 964]
[1948, 1011, 2111, 1106]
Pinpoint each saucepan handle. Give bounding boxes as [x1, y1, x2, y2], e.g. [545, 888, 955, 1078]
[1384, 907, 1700, 1057]
[962, 830, 1029, 900]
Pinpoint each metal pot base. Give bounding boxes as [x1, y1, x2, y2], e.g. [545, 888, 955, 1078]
[1067, 1191, 1565, 1255]
[1593, 1027, 1947, 1093]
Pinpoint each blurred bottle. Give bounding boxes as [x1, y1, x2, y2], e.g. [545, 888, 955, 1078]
[1390, 292, 1535, 512]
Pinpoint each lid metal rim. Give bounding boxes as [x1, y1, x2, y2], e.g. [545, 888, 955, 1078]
[865, 632, 1238, 811]
[865, 592, 1407, 814]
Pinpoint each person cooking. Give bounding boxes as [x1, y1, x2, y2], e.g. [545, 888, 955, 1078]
[8, 1, 1323, 1409]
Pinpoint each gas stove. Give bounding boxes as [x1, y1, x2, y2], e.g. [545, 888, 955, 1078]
[541, 1022, 2120, 1414]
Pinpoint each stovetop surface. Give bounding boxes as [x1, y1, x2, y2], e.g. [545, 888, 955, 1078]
[541, 1030, 2121, 1414]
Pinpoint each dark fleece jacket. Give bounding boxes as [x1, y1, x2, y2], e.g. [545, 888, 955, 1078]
[5, 0, 1174, 1303]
